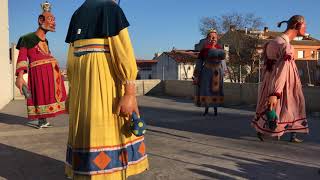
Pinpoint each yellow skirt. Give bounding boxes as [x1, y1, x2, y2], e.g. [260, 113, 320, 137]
[66, 38, 148, 180]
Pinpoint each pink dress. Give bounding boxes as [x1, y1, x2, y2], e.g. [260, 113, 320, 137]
[251, 34, 309, 137]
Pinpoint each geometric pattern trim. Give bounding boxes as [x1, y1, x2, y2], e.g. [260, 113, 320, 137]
[27, 101, 65, 116]
[194, 96, 224, 107]
[29, 58, 57, 68]
[66, 137, 147, 175]
[252, 113, 308, 134]
[16, 61, 28, 70]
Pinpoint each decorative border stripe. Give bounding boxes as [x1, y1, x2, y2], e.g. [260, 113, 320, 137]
[16, 61, 28, 69]
[74, 44, 110, 57]
[29, 58, 56, 68]
[69, 136, 145, 152]
[74, 44, 109, 49]
[66, 139, 147, 175]
[252, 120, 308, 134]
[27, 101, 65, 116]
[66, 155, 147, 176]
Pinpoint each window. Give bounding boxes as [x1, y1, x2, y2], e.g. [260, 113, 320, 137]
[297, 50, 305, 59]
[311, 51, 315, 59]
[9, 48, 12, 64]
[294, 36, 303, 40]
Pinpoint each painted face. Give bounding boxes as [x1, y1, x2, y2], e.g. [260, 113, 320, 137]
[207, 32, 218, 45]
[297, 21, 306, 36]
[39, 12, 56, 32]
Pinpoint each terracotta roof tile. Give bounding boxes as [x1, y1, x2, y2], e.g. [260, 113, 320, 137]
[164, 50, 199, 63]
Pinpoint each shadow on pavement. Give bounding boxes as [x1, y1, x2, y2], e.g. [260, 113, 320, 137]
[140, 103, 320, 144]
[140, 105, 259, 140]
[0, 113, 28, 126]
[0, 143, 68, 180]
[188, 154, 320, 180]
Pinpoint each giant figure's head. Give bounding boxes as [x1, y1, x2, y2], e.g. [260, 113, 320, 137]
[206, 29, 218, 45]
[38, 1, 56, 32]
[278, 15, 306, 36]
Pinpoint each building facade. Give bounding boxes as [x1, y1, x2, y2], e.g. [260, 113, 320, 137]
[136, 60, 158, 79]
[152, 50, 198, 80]
[0, 0, 13, 109]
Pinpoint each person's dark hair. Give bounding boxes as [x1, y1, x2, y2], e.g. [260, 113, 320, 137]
[38, 14, 45, 25]
[277, 15, 305, 30]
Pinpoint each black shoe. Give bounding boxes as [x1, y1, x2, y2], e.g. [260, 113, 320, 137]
[257, 132, 264, 141]
[290, 137, 303, 143]
[203, 107, 209, 116]
[290, 133, 303, 143]
[38, 119, 53, 128]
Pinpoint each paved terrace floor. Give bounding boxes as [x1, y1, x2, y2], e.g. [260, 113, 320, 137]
[0, 96, 319, 180]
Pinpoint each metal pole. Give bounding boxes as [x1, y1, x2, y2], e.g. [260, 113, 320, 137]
[162, 65, 164, 80]
[306, 60, 313, 86]
[258, 57, 261, 83]
[239, 64, 242, 83]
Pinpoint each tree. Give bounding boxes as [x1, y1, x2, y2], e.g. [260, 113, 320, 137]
[199, 12, 265, 82]
[199, 12, 264, 35]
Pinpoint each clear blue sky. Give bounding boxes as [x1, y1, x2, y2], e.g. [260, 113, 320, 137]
[9, 0, 320, 67]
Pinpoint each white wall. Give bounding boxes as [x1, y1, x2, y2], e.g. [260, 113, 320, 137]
[0, 0, 13, 109]
[153, 53, 178, 80]
[178, 63, 195, 80]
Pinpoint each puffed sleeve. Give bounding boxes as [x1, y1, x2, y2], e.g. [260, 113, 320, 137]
[66, 44, 75, 86]
[108, 28, 138, 83]
[15, 47, 28, 76]
[268, 43, 292, 98]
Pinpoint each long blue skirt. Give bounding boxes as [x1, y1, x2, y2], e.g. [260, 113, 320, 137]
[194, 63, 224, 107]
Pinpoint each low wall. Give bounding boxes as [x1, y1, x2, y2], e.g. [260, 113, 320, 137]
[14, 79, 320, 112]
[62, 80, 164, 97]
[164, 80, 320, 112]
[135, 79, 164, 96]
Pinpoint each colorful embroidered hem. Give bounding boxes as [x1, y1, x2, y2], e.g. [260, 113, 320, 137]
[66, 137, 147, 175]
[194, 96, 224, 107]
[27, 101, 65, 116]
[252, 113, 309, 137]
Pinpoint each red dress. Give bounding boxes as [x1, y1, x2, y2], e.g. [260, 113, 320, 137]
[16, 33, 67, 119]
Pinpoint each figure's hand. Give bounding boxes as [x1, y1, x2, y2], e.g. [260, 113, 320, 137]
[116, 83, 139, 118]
[116, 94, 140, 118]
[15, 75, 27, 95]
[267, 96, 278, 110]
[192, 76, 199, 85]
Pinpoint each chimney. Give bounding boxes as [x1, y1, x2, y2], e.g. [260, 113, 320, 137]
[230, 25, 236, 32]
[264, 27, 269, 32]
[154, 52, 161, 58]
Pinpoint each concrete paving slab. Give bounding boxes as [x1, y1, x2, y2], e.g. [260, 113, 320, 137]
[0, 96, 319, 180]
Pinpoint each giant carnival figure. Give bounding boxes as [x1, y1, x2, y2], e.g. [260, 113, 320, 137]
[15, 1, 67, 128]
[252, 15, 309, 143]
[64, 0, 148, 179]
[193, 29, 226, 116]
